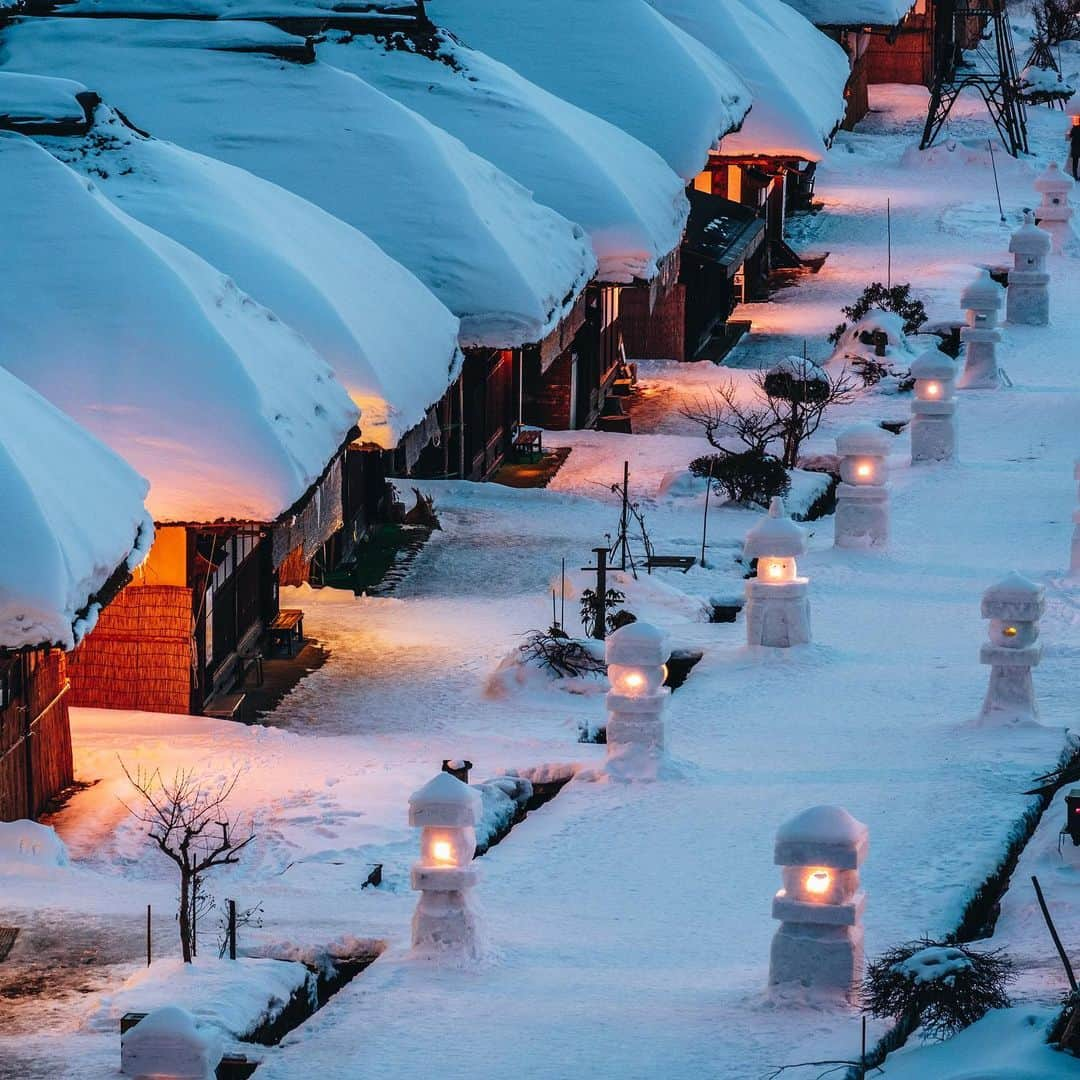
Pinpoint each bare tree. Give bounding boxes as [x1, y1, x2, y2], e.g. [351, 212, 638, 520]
[680, 361, 859, 468]
[121, 761, 255, 962]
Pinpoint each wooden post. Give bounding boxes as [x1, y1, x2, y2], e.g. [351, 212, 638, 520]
[593, 547, 608, 641]
[860, 1014, 867, 1080]
[618, 461, 630, 570]
[228, 899, 237, 961]
[1032, 875, 1078, 991]
[700, 456, 714, 567]
[146, 904, 152, 967]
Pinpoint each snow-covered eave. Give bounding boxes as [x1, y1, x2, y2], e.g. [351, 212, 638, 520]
[152, 425, 358, 529]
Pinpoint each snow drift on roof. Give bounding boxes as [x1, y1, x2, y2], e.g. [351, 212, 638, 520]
[0, 132, 357, 526]
[0, 368, 153, 651]
[0, 18, 596, 349]
[34, 99, 462, 451]
[318, 28, 688, 284]
[426, 0, 751, 181]
[780, 0, 912, 28]
[651, 0, 849, 160]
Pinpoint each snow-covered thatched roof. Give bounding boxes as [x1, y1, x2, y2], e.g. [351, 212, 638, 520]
[427, 0, 751, 181]
[0, 133, 358, 527]
[651, 0, 849, 160]
[0, 18, 596, 349]
[1, 368, 154, 652]
[29, 91, 463, 452]
[780, 0, 912, 29]
[319, 28, 688, 285]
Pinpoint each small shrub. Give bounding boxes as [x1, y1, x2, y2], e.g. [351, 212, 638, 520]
[828, 282, 928, 346]
[579, 587, 631, 637]
[520, 626, 605, 679]
[608, 609, 637, 631]
[689, 450, 790, 508]
[862, 938, 1014, 1039]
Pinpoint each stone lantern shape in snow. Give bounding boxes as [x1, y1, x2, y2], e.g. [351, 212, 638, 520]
[979, 571, 1045, 724]
[409, 771, 483, 957]
[1034, 161, 1076, 255]
[769, 805, 868, 999]
[909, 347, 958, 463]
[121, 1006, 223, 1080]
[1070, 460, 1080, 576]
[604, 620, 671, 781]
[743, 497, 810, 648]
[1006, 211, 1052, 326]
[834, 423, 891, 548]
[957, 269, 1005, 389]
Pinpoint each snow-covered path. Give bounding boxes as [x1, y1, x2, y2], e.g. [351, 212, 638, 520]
[3, 84, 1080, 1079]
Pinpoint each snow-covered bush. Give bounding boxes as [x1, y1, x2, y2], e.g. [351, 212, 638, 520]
[828, 282, 928, 346]
[829, 311, 920, 384]
[689, 449, 790, 508]
[862, 939, 1014, 1039]
[520, 626, 607, 678]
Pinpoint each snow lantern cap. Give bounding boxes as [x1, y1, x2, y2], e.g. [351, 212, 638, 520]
[774, 804, 868, 870]
[910, 346, 956, 380]
[1009, 210, 1052, 255]
[836, 422, 891, 458]
[409, 771, 482, 828]
[981, 570, 1045, 620]
[960, 268, 1004, 311]
[743, 496, 807, 559]
[605, 619, 670, 667]
[1035, 161, 1073, 194]
[770, 355, 828, 382]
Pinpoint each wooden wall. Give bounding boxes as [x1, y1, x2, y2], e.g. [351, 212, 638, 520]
[0, 648, 72, 821]
[68, 585, 194, 715]
[620, 283, 686, 362]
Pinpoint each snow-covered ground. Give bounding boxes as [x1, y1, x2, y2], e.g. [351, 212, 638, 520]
[3, 84, 1080, 1079]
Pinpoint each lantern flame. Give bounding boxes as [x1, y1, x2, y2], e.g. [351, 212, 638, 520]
[855, 462, 873, 479]
[624, 672, 645, 689]
[1003, 625, 1018, 638]
[926, 381, 941, 397]
[806, 870, 831, 896]
[433, 840, 454, 865]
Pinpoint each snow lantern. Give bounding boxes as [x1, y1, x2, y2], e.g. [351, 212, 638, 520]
[1070, 460, 1080, 577]
[121, 1006, 223, 1080]
[978, 571, 1045, 724]
[834, 424, 891, 548]
[957, 269, 1005, 389]
[1006, 211, 1052, 326]
[1034, 162, 1075, 255]
[769, 805, 868, 999]
[743, 497, 810, 648]
[408, 772, 483, 956]
[909, 347, 958, 463]
[604, 620, 671, 781]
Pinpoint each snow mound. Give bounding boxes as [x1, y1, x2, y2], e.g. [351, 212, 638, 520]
[829, 311, 918, 369]
[319, 29, 687, 285]
[650, 0, 849, 160]
[36, 103, 462, 450]
[0, 70, 89, 126]
[95, 957, 314, 1041]
[0, 367, 152, 650]
[428, 0, 751, 180]
[891, 945, 973, 985]
[782, 0, 911, 28]
[0, 820, 70, 867]
[121, 1005, 223, 1080]
[0, 18, 596, 349]
[0, 132, 357, 525]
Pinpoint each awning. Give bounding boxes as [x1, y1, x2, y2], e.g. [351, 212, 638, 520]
[683, 189, 766, 275]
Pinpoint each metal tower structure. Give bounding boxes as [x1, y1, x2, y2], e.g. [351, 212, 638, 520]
[921, 0, 1029, 156]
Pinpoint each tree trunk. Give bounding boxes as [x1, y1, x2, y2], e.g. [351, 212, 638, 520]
[179, 866, 192, 963]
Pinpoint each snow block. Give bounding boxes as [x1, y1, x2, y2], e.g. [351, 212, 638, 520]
[769, 923, 864, 995]
[744, 579, 811, 648]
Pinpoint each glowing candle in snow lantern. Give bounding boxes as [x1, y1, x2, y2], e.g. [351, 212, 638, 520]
[770, 805, 868, 999]
[604, 621, 671, 781]
[958, 270, 1006, 389]
[910, 347, 958, 463]
[409, 772, 482, 957]
[978, 571, 1045, 725]
[743, 497, 810, 648]
[835, 424, 891, 549]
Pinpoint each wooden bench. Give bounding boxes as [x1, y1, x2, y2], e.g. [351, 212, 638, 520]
[203, 692, 246, 723]
[646, 555, 696, 575]
[513, 426, 543, 462]
[268, 609, 304, 656]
